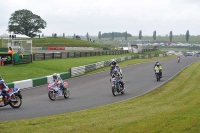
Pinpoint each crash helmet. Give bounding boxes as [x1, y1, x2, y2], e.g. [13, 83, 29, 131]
[115, 64, 119, 69]
[53, 73, 58, 80]
[156, 62, 160, 66]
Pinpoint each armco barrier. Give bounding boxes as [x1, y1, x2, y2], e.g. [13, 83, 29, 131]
[71, 56, 134, 77]
[7, 72, 71, 90]
[32, 77, 47, 87]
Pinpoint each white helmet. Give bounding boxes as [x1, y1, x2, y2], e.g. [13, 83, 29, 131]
[53, 73, 58, 80]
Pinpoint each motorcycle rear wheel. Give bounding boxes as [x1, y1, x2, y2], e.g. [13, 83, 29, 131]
[121, 87, 125, 94]
[10, 95, 22, 108]
[48, 91, 56, 101]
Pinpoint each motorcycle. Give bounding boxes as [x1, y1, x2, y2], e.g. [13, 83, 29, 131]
[177, 57, 180, 63]
[110, 77, 125, 96]
[155, 67, 161, 81]
[47, 81, 70, 101]
[0, 88, 22, 108]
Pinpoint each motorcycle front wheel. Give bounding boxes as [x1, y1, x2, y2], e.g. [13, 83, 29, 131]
[48, 91, 56, 101]
[156, 74, 160, 81]
[63, 87, 70, 98]
[112, 86, 117, 96]
[10, 94, 22, 108]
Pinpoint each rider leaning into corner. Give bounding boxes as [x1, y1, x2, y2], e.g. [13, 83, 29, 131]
[52, 73, 64, 89]
[111, 68, 125, 89]
[0, 77, 11, 100]
[154, 62, 163, 78]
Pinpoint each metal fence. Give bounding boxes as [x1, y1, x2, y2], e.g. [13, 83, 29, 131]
[32, 50, 129, 61]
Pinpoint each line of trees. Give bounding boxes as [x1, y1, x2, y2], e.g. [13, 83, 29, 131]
[7, 9, 191, 42]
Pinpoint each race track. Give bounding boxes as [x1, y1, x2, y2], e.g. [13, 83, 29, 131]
[0, 56, 199, 121]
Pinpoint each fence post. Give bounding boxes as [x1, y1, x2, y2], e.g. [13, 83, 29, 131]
[43, 53, 46, 60]
[52, 53, 54, 59]
[33, 53, 35, 60]
[60, 52, 62, 58]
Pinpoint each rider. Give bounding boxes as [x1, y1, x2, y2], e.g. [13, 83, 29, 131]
[154, 61, 162, 68]
[154, 63, 162, 78]
[115, 64, 123, 79]
[177, 55, 181, 60]
[109, 59, 117, 74]
[111, 68, 125, 89]
[0, 77, 11, 100]
[52, 73, 64, 90]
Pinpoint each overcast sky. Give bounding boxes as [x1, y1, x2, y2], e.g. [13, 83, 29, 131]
[0, 0, 200, 36]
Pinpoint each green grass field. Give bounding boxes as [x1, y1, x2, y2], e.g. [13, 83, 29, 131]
[0, 38, 110, 48]
[0, 56, 199, 133]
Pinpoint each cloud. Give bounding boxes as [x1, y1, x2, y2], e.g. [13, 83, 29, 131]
[0, 0, 200, 36]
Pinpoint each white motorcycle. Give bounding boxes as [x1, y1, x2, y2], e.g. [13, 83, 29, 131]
[47, 81, 70, 101]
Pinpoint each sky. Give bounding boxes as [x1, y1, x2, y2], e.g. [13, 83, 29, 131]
[0, 0, 200, 37]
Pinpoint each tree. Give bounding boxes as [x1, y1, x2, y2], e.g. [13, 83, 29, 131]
[111, 32, 114, 40]
[139, 30, 142, 40]
[169, 31, 173, 42]
[125, 31, 127, 40]
[186, 30, 190, 42]
[8, 9, 47, 38]
[86, 32, 89, 41]
[98, 31, 101, 41]
[101, 32, 132, 38]
[153, 30, 156, 40]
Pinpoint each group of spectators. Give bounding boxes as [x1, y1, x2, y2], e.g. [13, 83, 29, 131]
[8, 47, 22, 55]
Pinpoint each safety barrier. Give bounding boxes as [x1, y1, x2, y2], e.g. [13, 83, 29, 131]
[71, 56, 134, 77]
[7, 72, 71, 89]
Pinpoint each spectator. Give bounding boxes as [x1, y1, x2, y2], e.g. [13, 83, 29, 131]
[8, 47, 14, 55]
[17, 47, 22, 54]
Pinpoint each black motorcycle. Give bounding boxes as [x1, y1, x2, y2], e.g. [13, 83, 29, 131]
[110, 77, 125, 96]
[155, 68, 161, 81]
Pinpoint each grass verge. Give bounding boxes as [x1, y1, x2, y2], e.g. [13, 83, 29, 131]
[0, 57, 199, 133]
[0, 57, 200, 133]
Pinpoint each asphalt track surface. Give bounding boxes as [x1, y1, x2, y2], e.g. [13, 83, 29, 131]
[0, 56, 199, 121]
